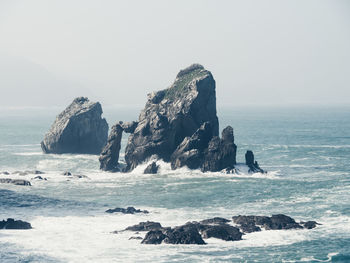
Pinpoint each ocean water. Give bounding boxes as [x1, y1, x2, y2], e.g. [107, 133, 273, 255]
[0, 106, 350, 262]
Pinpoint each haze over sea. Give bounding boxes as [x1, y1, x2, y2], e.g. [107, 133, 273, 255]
[0, 105, 349, 262]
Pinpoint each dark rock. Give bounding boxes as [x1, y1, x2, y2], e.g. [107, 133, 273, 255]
[163, 223, 206, 245]
[232, 214, 303, 231]
[63, 171, 72, 176]
[245, 150, 265, 173]
[122, 121, 138, 133]
[99, 123, 124, 172]
[32, 176, 47, 180]
[199, 217, 231, 225]
[0, 218, 32, 229]
[73, 174, 89, 179]
[41, 97, 108, 154]
[106, 207, 149, 214]
[143, 162, 159, 174]
[124, 64, 219, 171]
[129, 236, 143, 240]
[239, 223, 261, 233]
[0, 178, 31, 186]
[1, 171, 10, 175]
[141, 230, 167, 244]
[300, 221, 319, 229]
[200, 224, 242, 241]
[171, 122, 214, 170]
[201, 126, 237, 172]
[125, 221, 162, 231]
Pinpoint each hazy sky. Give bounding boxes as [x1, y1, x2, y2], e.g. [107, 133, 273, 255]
[0, 0, 349, 108]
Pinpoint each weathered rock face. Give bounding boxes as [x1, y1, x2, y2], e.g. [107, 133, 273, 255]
[201, 126, 237, 172]
[41, 97, 108, 154]
[124, 64, 219, 171]
[99, 123, 123, 171]
[171, 122, 214, 170]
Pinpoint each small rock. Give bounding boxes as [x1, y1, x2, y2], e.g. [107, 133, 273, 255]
[129, 236, 143, 240]
[32, 176, 47, 181]
[143, 162, 159, 174]
[301, 221, 319, 229]
[125, 221, 162, 232]
[63, 171, 72, 176]
[0, 218, 32, 229]
[200, 224, 242, 241]
[106, 206, 149, 214]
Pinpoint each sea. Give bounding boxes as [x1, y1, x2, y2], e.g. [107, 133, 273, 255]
[0, 105, 349, 262]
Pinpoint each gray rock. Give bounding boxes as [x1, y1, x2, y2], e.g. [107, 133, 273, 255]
[171, 122, 214, 170]
[129, 236, 143, 240]
[300, 221, 319, 229]
[141, 230, 167, 244]
[124, 64, 219, 171]
[125, 221, 162, 231]
[32, 176, 47, 180]
[0, 218, 32, 229]
[0, 178, 31, 186]
[41, 97, 108, 154]
[122, 121, 138, 133]
[201, 126, 237, 172]
[143, 162, 159, 174]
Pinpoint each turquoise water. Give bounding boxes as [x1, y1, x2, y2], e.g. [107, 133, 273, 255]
[0, 106, 349, 262]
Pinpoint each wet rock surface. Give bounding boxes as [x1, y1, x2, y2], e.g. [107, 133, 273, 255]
[0, 178, 31, 186]
[0, 218, 32, 229]
[106, 207, 149, 214]
[143, 161, 159, 174]
[41, 97, 108, 154]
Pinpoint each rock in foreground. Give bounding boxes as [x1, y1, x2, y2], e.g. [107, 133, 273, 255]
[41, 97, 108, 154]
[0, 218, 32, 229]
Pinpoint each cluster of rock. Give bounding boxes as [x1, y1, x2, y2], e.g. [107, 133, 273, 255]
[120, 214, 318, 245]
[0, 218, 32, 229]
[98, 64, 263, 174]
[0, 178, 31, 186]
[41, 97, 108, 154]
[106, 206, 149, 214]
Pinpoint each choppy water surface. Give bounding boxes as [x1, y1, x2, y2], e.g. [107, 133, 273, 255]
[0, 106, 349, 262]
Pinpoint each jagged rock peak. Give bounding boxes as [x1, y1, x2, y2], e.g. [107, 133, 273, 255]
[176, 64, 205, 78]
[124, 63, 219, 171]
[41, 97, 108, 154]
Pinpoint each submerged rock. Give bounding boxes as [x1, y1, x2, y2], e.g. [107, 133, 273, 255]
[143, 162, 159, 174]
[0, 178, 31, 186]
[124, 64, 219, 171]
[0, 218, 32, 229]
[106, 206, 149, 214]
[99, 123, 124, 172]
[41, 97, 108, 154]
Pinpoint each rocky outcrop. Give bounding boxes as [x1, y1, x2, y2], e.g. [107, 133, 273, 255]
[201, 126, 237, 172]
[99, 123, 123, 171]
[125, 221, 162, 231]
[200, 224, 242, 241]
[41, 97, 108, 154]
[245, 150, 265, 173]
[100, 64, 265, 174]
[106, 207, 149, 214]
[124, 64, 219, 171]
[0, 178, 31, 186]
[143, 161, 159, 174]
[0, 218, 32, 229]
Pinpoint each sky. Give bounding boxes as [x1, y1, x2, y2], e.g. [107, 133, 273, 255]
[0, 0, 349, 108]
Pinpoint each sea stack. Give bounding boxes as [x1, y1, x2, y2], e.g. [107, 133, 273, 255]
[124, 64, 219, 171]
[41, 97, 108, 154]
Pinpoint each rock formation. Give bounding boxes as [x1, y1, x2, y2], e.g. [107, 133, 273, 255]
[0, 178, 31, 186]
[245, 150, 265, 173]
[100, 64, 264, 173]
[143, 161, 159, 174]
[99, 123, 123, 171]
[124, 64, 219, 171]
[41, 97, 108, 154]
